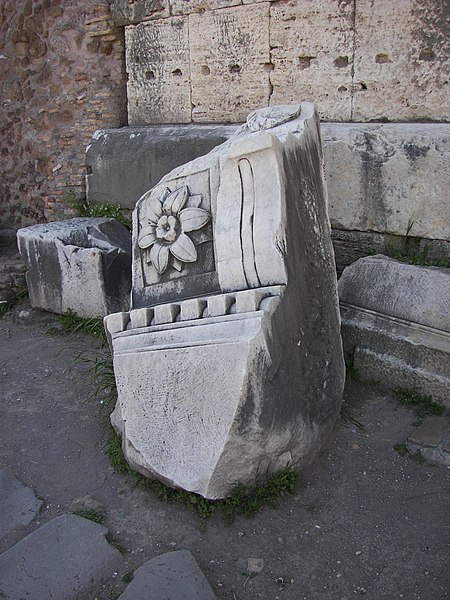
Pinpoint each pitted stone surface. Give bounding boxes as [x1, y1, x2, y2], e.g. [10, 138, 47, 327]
[17, 218, 132, 318]
[118, 550, 218, 600]
[0, 514, 122, 600]
[0, 470, 42, 539]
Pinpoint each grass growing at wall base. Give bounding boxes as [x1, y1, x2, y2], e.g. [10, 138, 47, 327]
[107, 432, 298, 530]
[47, 309, 106, 343]
[395, 387, 445, 419]
[66, 190, 131, 230]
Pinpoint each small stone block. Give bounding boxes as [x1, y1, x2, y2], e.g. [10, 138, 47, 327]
[407, 417, 449, 449]
[206, 294, 234, 317]
[180, 299, 207, 321]
[130, 308, 153, 328]
[104, 312, 130, 334]
[153, 303, 180, 325]
[0, 470, 42, 539]
[117, 550, 217, 600]
[443, 439, 450, 454]
[235, 289, 267, 313]
[0, 514, 122, 600]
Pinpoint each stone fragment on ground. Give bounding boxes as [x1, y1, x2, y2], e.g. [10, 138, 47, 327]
[0, 514, 122, 600]
[17, 217, 132, 318]
[0, 469, 42, 539]
[117, 550, 218, 600]
[406, 416, 450, 466]
[339, 255, 450, 404]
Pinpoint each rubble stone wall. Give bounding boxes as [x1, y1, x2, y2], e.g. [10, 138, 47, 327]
[115, 0, 449, 125]
[0, 0, 127, 228]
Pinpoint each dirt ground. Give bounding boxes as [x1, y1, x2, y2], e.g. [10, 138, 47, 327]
[0, 301, 449, 600]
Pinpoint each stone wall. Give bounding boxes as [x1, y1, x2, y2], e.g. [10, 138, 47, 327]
[0, 0, 127, 228]
[114, 0, 449, 125]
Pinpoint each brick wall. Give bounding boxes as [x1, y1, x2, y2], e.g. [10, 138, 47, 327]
[0, 0, 127, 228]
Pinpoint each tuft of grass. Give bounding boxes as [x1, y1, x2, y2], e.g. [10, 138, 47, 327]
[390, 249, 450, 269]
[75, 352, 117, 412]
[340, 402, 366, 432]
[49, 309, 106, 340]
[395, 387, 445, 419]
[73, 510, 105, 524]
[122, 572, 134, 584]
[393, 443, 426, 465]
[345, 357, 359, 381]
[67, 191, 131, 230]
[0, 286, 28, 316]
[107, 432, 298, 530]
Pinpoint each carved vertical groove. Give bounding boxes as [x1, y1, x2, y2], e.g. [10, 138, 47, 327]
[238, 158, 261, 288]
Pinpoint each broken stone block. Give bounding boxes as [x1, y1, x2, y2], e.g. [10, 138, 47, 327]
[0, 514, 122, 600]
[339, 255, 450, 405]
[117, 550, 218, 600]
[105, 103, 345, 499]
[17, 218, 131, 318]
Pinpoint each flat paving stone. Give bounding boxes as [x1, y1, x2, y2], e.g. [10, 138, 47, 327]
[407, 416, 449, 448]
[118, 550, 218, 600]
[0, 469, 42, 539]
[0, 514, 122, 600]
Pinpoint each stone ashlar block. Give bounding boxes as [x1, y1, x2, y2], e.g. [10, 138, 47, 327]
[339, 256, 450, 405]
[125, 17, 191, 125]
[106, 104, 345, 498]
[170, 0, 241, 15]
[352, 0, 450, 122]
[189, 4, 271, 123]
[109, 0, 170, 26]
[339, 255, 450, 333]
[17, 218, 132, 318]
[86, 125, 237, 211]
[87, 122, 450, 242]
[269, 0, 355, 122]
[322, 123, 450, 241]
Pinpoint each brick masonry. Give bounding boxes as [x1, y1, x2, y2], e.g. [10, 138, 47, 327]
[0, 0, 127, 228]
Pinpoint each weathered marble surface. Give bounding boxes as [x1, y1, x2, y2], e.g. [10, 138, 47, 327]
[17, 218, 131, 318]
[339, 256, 450, 405]
[105, 104, 345, 498]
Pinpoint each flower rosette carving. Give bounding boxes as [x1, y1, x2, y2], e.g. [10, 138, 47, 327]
[138, 185, 211, 275]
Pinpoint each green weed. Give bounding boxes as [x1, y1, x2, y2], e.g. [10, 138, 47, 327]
[395, 387, 445, 419]
[67, 191, 131, 230]
[0, 286, 28, 316]
[48, 309, 106, 340]
[107, 432, 298, 530]
[393, 443, 426, 465]
[73, 510, 105, 524]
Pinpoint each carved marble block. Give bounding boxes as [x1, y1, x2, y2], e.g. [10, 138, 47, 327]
[105, 103, 345, 499]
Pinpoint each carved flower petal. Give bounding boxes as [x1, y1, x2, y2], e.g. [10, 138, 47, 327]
[138, 225, 157, 249]
[163, 186, 188, 216]
[169, 232, 197, 263]
[186, 194, 203, 208]
[179, 207, 210, 233]
[150, 243, 170, 274]
[172, 257, 183, 272]
[142, 188, 168, 224]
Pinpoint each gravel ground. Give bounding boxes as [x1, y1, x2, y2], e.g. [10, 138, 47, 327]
[1, 302, 449, 600]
